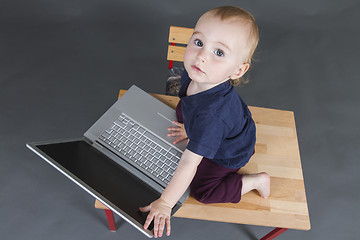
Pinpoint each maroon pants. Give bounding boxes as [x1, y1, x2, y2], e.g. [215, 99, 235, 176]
[190, 158, 243, 204]
[176, 101, 243, 204]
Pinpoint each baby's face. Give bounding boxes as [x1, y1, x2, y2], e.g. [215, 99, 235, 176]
[184, 13, 251, 87]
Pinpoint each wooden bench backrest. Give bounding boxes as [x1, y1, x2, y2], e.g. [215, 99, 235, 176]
[167, 26, 194, 68]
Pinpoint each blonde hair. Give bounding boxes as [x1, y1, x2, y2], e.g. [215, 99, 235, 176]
[207, 6, 259, 86]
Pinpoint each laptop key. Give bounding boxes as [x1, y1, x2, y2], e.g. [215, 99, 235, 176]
[171, 156, 180, 163]
[139, 157, 146, 164]
[155, 168, 162, 175]
[133, 124, 139, 130]
[159, 156, 166, 162]
[161, 171, 168, 178]
[170, 163, 177, 170]
[168, 168, 175, 175]
[169, 148, 178, 155]
[138, 127, 145, 134]
[114, 120, 125, 128]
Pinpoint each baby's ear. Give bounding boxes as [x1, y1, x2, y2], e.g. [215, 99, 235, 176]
[230, 63, 250, 80]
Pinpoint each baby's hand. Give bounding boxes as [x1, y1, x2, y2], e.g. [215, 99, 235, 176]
[167, 121, 188, 145]
[139, 198, 172, 238]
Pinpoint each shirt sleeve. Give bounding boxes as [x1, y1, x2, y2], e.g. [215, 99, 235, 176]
[186, 113, 225, 159]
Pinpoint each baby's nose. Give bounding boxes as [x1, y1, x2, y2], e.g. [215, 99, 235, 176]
[196, 49, 207, 63]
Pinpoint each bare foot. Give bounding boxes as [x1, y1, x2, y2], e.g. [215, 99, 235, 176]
[256, 172, 271, 199]
[241, 172, 271, 199]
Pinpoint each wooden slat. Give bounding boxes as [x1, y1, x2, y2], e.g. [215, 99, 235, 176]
[168, 26, 194, 44]
[96, 90, 311, 231]
[95, 199, 108, 209]
[167, 45, 186, 62]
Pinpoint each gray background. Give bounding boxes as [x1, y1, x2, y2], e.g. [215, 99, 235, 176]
[1, 0, 359, 239]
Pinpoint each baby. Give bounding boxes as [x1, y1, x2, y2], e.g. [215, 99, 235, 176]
[140, 6, 270, 238]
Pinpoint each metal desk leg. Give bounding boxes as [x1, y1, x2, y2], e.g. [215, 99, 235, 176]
[104, 209, 116, 232]
[260, 228, 288, 240]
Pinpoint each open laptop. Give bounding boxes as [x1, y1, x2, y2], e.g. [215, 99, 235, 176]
[26, 85, 188, 238]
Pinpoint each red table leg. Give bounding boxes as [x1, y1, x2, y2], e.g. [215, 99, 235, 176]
[168, 43, 175, 69]
[260, 228, 288, 240]
[104, 209, 116, 232]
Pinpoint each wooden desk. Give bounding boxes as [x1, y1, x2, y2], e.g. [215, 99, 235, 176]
[95, 90, 311, 238]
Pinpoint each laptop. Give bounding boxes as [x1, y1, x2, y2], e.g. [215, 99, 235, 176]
[26, 85, 188, 238]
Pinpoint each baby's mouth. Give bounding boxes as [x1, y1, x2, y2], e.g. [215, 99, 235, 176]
[192, 65, 205, 74]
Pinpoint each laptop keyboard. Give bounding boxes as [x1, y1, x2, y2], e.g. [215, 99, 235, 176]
[98, 113, 182, 186]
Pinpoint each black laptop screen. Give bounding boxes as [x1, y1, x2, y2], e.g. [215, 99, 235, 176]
[37, 140, 161, 230]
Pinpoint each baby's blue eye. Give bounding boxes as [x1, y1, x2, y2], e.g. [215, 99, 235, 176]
[194, 39, 203, 47]
[214, 49, 224, 57]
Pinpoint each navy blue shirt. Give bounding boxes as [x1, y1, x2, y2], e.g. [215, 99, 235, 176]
[178, 70, 256, 169]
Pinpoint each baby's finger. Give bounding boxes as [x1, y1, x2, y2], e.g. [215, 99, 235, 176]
[168, 127, 181, 132]
[172, 121, 183, 127]
[173, 137, 186, 144]
[143, 213, 154, 230]
[139, 205, 151, 213]
[168, 132, 181, 137]
[153, 216, 160, 238]
[165, 217, 171, 236]
[158, 217, 165, 237]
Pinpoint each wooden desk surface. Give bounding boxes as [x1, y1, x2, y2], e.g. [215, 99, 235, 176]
[97, 90, 310, 230]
